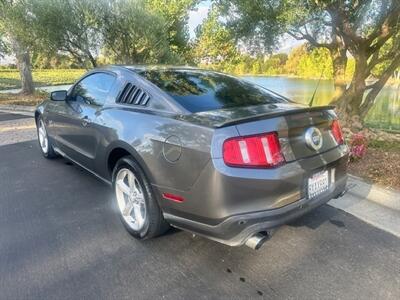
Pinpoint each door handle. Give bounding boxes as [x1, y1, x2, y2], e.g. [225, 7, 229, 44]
[81, 116, 92, 127]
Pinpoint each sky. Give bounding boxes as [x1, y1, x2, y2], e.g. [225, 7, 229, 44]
[188, 1, 210, 39]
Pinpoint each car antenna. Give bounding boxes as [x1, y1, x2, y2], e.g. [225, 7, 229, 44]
[308, 66, 325, 107]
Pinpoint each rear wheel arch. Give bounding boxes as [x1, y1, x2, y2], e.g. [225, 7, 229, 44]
[106, 142, 155, 184]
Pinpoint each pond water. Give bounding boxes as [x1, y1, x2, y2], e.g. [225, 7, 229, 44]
[244, 76, 400, 131]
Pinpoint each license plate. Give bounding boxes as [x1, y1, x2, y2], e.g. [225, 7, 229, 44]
[308, 170, 329, 199]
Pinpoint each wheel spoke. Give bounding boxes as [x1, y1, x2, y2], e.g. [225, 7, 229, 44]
[133, 203, 144, 227]
[134, 179, 143, 194]
[38, 121, 48, 152]
[127, 171, 135, 188]
[122, 200, 134, 216]
[116, 179, 130, 195]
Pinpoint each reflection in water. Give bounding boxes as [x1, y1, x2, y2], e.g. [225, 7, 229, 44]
[244, 76, 400, 131]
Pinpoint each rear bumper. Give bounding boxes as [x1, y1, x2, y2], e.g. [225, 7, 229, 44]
[164, 175, 347, 246]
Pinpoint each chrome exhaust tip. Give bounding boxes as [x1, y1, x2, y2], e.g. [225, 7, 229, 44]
[245, 232, 269, 250]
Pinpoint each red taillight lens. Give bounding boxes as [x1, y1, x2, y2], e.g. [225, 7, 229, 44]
[223, 132, 285, 168]
[331, 120, 344, 144]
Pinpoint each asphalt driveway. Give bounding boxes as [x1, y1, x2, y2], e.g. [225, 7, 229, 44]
[0, 113, 399, 299]
[0, 111, 31, 122]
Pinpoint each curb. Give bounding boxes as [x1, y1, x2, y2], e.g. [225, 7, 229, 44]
[329, 175, 400, 238]
[347, 174, 400, 209]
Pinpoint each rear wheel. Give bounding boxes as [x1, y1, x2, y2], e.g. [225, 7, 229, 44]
[112, 156, 169, 239]
[37, 116, 57, 158]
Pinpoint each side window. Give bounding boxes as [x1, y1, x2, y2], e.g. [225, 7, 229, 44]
[71, 73, 116, 106]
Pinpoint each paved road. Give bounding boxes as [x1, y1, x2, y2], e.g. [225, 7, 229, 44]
[0, 112, 36, 146]
[0, 113, 400, 299]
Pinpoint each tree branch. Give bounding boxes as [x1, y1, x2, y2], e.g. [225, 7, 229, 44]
[360, 52, 400, 117]
[287, 30, 332, 49]
[367, 1, 400, 55]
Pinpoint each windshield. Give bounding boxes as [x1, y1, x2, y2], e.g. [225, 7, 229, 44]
[138, 69, 287, 113]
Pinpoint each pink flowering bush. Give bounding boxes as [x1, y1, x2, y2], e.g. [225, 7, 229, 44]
[349, 133, 368, 161]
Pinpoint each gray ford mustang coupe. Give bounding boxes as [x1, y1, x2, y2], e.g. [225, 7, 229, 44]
[35, 65, 348, 249]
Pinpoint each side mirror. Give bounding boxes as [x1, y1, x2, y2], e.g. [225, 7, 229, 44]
[50, 90, 67, 101]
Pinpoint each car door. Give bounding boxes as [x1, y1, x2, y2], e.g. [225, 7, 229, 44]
[54, 72, 116, 170]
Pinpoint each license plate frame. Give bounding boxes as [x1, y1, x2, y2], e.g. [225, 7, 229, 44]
[307, 170, 329, 199]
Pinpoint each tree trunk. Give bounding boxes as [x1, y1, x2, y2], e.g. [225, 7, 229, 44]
[87, 51, 97, 68]
[331, 50, 370, 127]
[12, 39, 34, 95]
[329, 47, 347, 101]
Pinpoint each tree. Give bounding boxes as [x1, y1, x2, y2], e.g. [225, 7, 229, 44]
[193, 8, 239, 67]
[29, 0, 103, 68]
[145, 0, 199, 61]
[217, 0, 400, 124]
[100, 0, 174, 64]
[0, 0, 35, 94]
[0, 31, 8, 59]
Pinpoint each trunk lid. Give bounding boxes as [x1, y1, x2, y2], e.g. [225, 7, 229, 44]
[177, 103, 339, 162]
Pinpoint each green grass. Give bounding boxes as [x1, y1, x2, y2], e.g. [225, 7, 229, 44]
[0, 69, 85, 90]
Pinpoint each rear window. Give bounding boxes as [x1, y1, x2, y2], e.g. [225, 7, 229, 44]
[138, 70, 287, 113]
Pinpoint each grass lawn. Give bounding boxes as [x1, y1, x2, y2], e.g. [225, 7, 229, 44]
[0, 69, 85, 90]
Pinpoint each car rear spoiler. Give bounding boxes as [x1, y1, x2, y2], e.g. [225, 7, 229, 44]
[216, 105, 336, 128]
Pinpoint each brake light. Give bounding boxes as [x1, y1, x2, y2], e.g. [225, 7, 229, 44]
[331, 120, 344, 144]
[223, 132, 285, 168]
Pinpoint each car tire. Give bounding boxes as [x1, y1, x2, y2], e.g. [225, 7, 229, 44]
[36, 115, 57, 159]
[112, 156, 170, 239]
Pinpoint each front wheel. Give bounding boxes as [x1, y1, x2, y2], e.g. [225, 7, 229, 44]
[36, 116, 57, 158]
[112, 156, 170, 239]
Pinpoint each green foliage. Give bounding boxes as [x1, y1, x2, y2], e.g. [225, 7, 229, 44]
[101, 0, 177, 64]
[145, 0, 198, 60]
[27, 0, 103, 68]
[295, 46, 332, 79]
[31, 52, 82, 69]
[0, 0, 35, 50]
[193, 8, 240, 69]
[200, 43, 350, 79]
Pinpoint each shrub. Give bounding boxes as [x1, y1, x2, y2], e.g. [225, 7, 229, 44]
[349, 133, 368, 161]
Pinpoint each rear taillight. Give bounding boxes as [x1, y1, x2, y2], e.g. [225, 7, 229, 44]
[223, 132, 285, 168]
[331, 120, 344, 144]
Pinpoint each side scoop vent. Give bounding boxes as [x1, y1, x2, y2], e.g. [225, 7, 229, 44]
[116, 83, 150, 106]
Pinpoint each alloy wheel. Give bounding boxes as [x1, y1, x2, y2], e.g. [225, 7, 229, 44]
[115, 168, 147, 231]
[38, 119, 49, 154]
